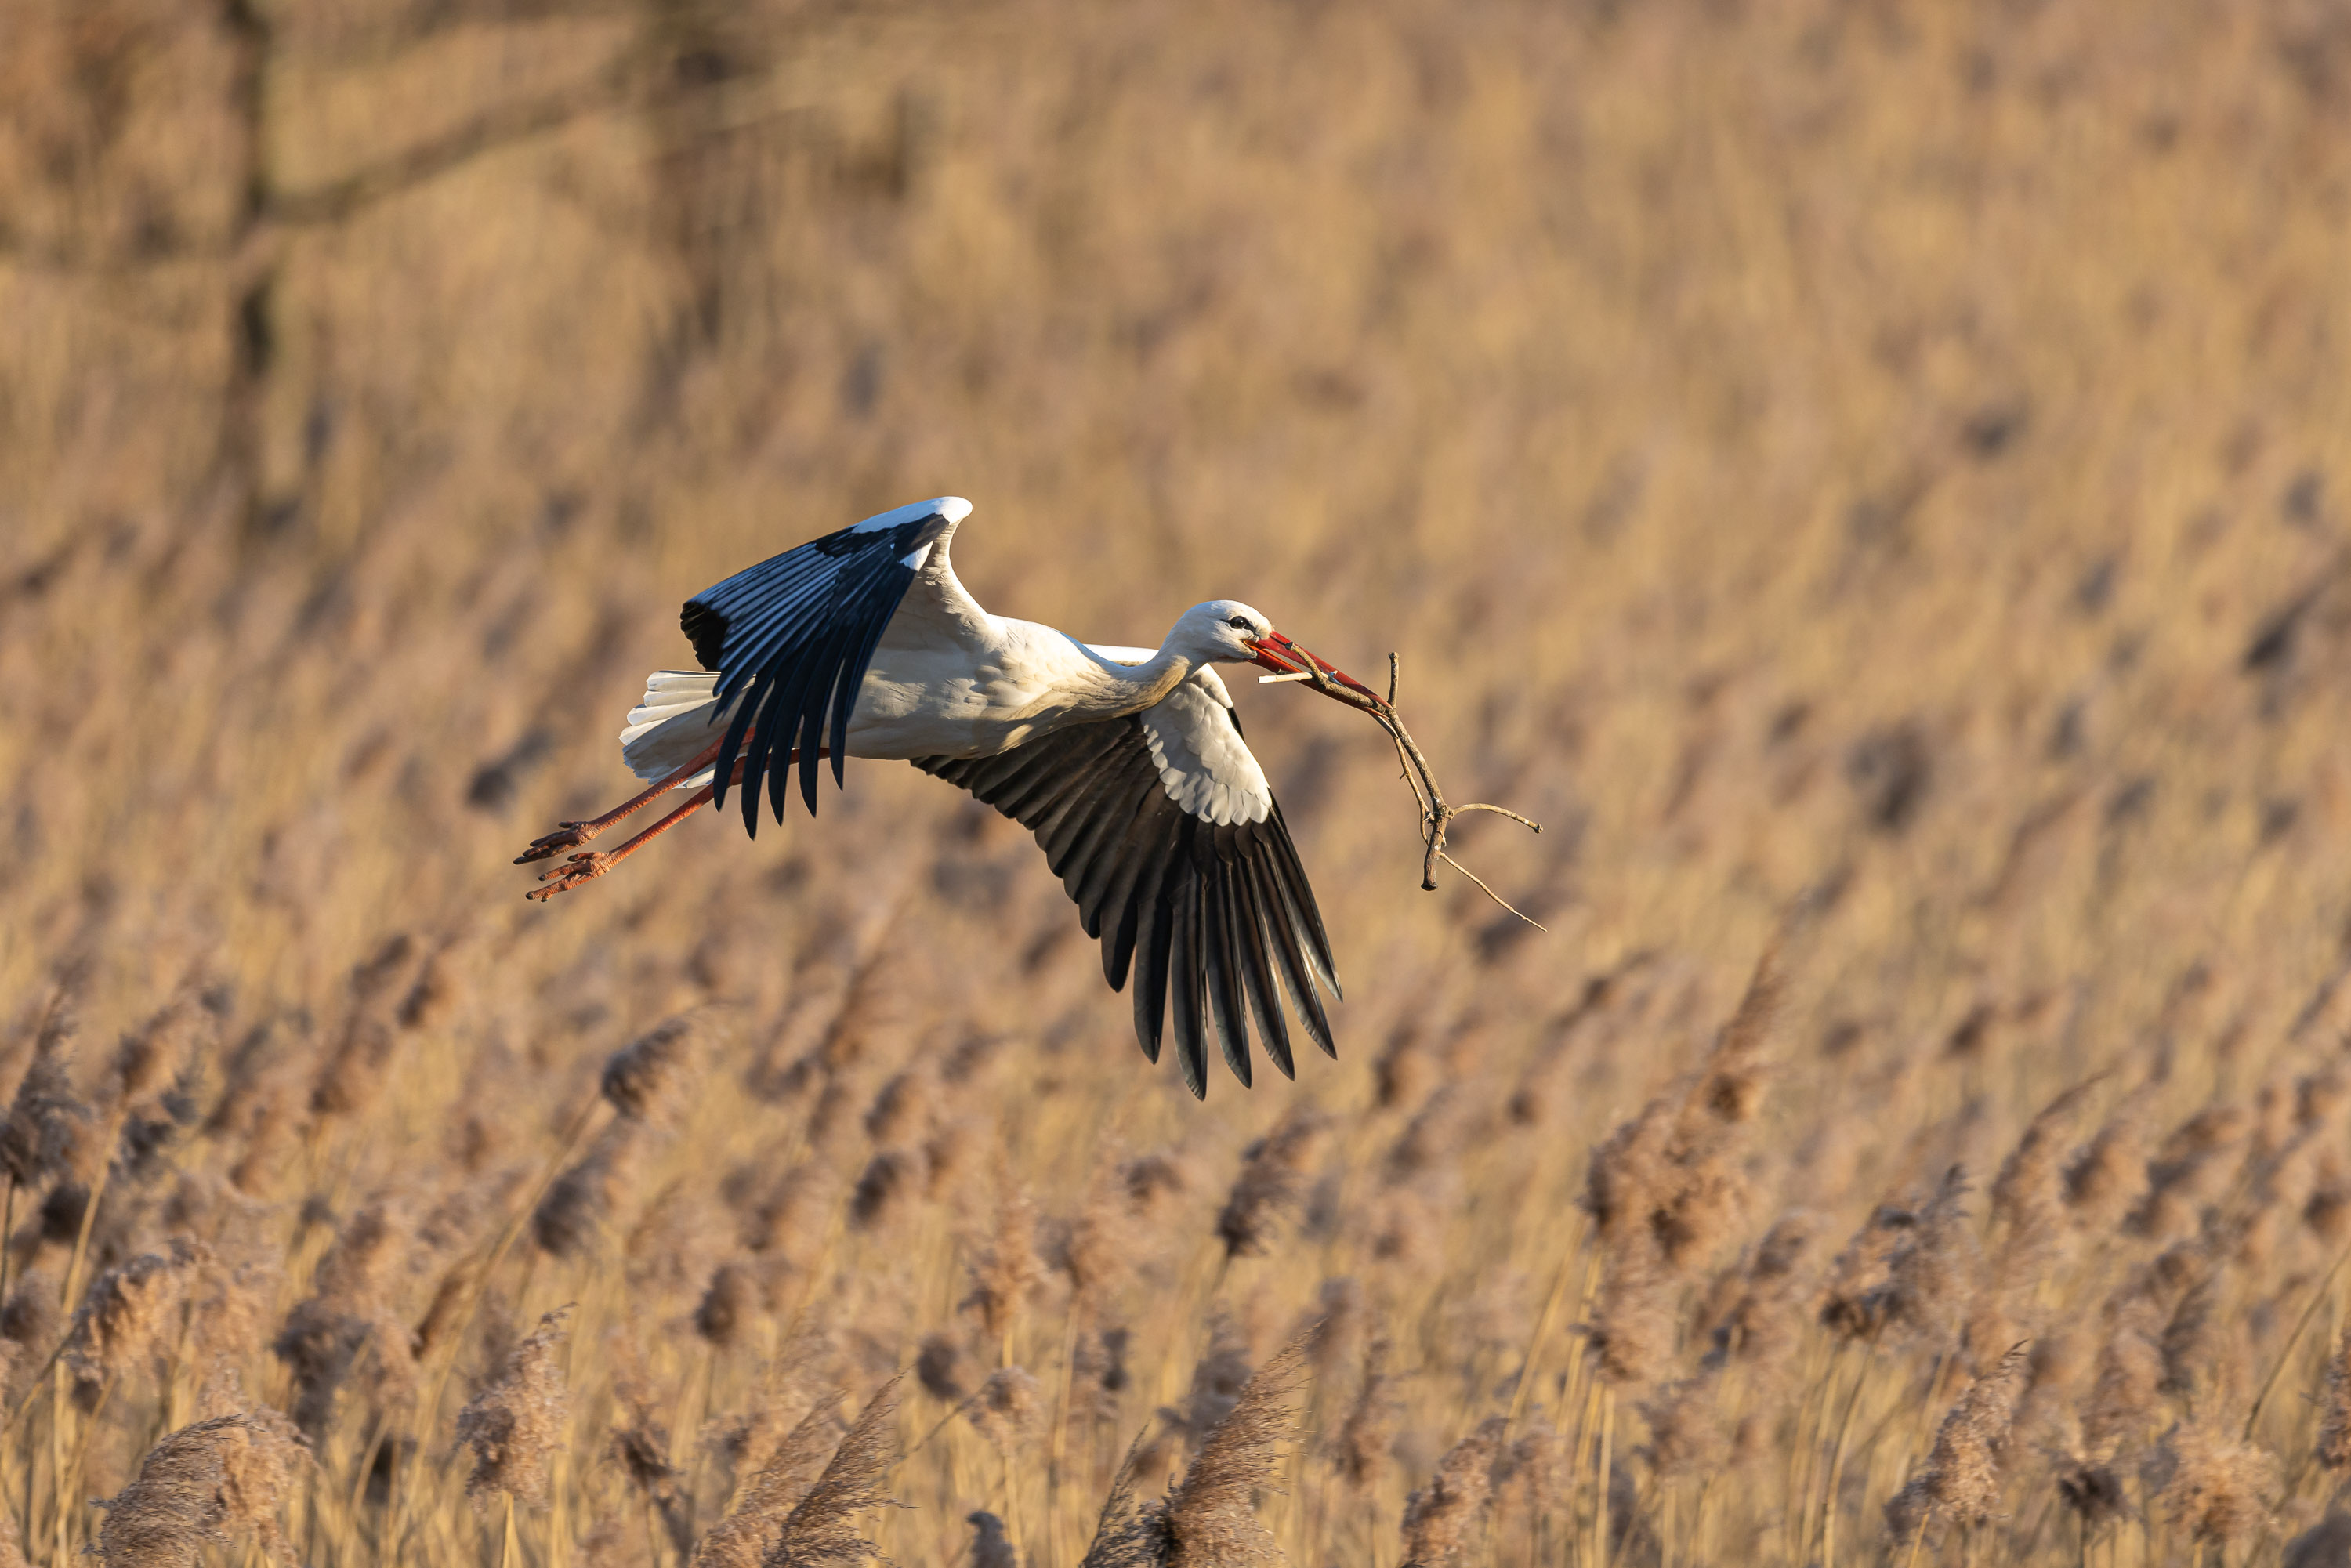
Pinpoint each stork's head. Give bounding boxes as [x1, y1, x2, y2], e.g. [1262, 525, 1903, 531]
[1171, 600, 1281, 665]
[1171, 600, 1382, 703]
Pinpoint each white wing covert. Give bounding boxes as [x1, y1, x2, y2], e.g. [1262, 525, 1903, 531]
[1140, 676, 1273, 827]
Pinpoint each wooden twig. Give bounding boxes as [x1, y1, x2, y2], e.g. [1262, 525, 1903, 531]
[1263, 648, 1545, 927]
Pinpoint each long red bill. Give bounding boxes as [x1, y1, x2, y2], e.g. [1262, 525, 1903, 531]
[1248, 632, 1382, 703]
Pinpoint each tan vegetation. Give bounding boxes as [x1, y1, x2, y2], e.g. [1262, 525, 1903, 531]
[6, 0, 2351, 1563]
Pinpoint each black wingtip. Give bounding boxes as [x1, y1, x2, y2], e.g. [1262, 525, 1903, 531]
[682, 599, 728, 671]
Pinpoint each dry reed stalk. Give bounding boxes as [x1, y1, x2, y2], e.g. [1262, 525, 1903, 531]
[2244, 1231, 2351, 1439]
[1591, 1384, 1615, 1567]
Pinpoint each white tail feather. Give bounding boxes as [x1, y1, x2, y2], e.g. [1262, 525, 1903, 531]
[620, 669, 733, 786]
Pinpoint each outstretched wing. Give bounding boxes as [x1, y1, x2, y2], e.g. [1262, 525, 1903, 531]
[912, 676, 1340, 1097]
[683, 497, 972, 835]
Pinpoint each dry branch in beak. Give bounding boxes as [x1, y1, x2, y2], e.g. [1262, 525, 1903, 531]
[1252, 638, 1545, 926]
[1248, 632, 1381, 702]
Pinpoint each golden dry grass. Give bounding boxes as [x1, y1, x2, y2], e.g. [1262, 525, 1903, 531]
[5, 1, 2351, 1563]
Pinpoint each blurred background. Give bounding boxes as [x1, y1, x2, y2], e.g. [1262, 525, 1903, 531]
[5, 2, 2351, 1564]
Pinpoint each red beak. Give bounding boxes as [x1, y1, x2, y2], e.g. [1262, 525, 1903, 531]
[1248, 631, 1382, 703]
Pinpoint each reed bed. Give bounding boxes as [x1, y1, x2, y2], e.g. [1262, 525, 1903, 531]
[6, 1, 2351, 1563]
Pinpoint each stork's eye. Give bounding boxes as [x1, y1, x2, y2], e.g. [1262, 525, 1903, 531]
[1228, 615, 1252, 631]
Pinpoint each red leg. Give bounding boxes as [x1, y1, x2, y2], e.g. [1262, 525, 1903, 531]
[520, 748, 828, 900]
[527, 782, 718, 900]
[514, 737, 724, 864]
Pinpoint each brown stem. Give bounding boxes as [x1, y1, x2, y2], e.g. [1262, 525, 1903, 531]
[1275, 650, 1545, 925]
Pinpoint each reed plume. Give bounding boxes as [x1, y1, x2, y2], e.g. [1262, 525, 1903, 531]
[603, 1012, 710, 1124]
[193, 1380, 309, 1566]
[1583, 948, 1780, 1382]
[91, 1413, 299, 1567]
[2319, 1318, 2351, 1471]
[963, 1175, 1041, 1344]
[694, 1397, 849, 1568]
[63, 1237, 208, 1405]
[1987, 1081, 2096, 1295]
[534, 1117, 643, 1258]
[454, 1306, 572, 1510]
[2144, 1420, 2277, 1549]
[1215, 1110, 1326, 1260]
[1, 998, 90, 1188]
[1884, 1341, 2030, 1544]
[849, 1149, 921, 1232]
[1335, 1334, 1396, 1490]
[1397, 1415, 1504, 1567]
[273, 1198, 418, 1440]
[752, 1376, 903, 1567]
[2285, 1513, 2351, 1568]
[697, 1260, 762, 1350]
[1165, 1314, 1254, 1455]
[967, 1509, 1018, 1568]
[1157, 1335, 1308, 1567]
[612, 1380, 694, 1557]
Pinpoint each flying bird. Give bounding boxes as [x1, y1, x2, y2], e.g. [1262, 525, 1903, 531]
[516, 497, 1382, 1097]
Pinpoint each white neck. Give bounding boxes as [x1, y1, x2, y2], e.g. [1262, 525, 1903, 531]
[1073, 642, 1197, 719]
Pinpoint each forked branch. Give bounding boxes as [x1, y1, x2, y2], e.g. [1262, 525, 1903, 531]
[1263, 650, 1545, 928]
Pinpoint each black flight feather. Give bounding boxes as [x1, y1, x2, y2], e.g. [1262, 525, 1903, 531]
[913, 710, 1338, 1097]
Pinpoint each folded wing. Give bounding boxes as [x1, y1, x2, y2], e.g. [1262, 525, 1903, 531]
[913, 675, 1340, 1097]
[683, 497, 970, 833]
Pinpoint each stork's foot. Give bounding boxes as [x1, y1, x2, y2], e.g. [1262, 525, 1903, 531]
[514, 824, 594, 865]
[525, 851, 611, 900]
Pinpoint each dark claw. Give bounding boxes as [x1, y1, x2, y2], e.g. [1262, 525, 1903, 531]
[524, 850, 610, 901]
[513, 822, 592, 864]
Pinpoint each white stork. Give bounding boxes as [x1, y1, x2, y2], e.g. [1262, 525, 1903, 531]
[516, 497, 1382, 1097]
